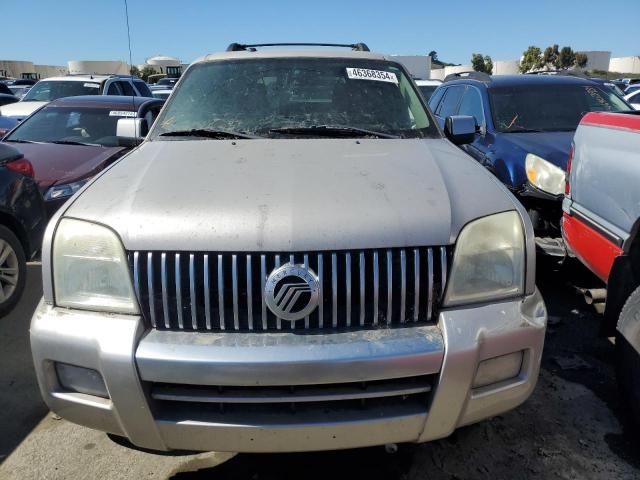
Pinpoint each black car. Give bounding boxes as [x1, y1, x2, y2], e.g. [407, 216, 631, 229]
[0, 143, 47, 315]
[0, 93, 18, 107]
[0, 83, 13, 96]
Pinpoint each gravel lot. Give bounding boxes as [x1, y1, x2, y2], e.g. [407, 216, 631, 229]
[1, 262, 639, 479]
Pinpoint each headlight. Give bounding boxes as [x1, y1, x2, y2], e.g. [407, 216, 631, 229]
[444, 211, 525, 307]
[525, 153, 565, 196]
[44, 178, 89, 201]
[53, 218, 139, 314]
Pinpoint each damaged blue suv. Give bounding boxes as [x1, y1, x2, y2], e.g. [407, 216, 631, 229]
[429, 72, 632, 255]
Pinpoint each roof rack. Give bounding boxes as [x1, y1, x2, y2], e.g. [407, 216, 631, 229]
[226, 42, 370, 52]
[443, 71, 492, 83]
[526, 70, 588, 79]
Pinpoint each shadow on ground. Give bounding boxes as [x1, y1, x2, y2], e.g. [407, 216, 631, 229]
[0, 265, 47, 462]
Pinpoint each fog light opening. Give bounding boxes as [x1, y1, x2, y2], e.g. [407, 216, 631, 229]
[55, 362, 109, 399]
[472, 351, 524, 389]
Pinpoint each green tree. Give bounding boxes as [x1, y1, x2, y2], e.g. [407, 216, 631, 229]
[428, 50, 438, 62]
[484, 55, 493, 75]
[471, 53, 493, 74]
[129, 65, 140, 77]
[520, 46, 543, 73]
[575, 52, 588, 68]
[558, 46, 576, 69]
[543, 44, 560, 69]
[139, 66, 158, 82]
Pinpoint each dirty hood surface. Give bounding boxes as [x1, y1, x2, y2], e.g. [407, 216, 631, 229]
[66, 138, 516, 251]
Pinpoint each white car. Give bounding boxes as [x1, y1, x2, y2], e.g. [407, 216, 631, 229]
[0, 75, 153, 121]
[625, 90, 640, 110]
[151, 88, 173, 100]
[415, 79, 442, 100]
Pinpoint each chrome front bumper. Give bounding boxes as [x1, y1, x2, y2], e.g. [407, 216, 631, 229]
[30, 289, 546, 453]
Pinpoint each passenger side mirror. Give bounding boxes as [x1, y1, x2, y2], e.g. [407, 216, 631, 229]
[444, 116, 476, 145]
[116, 118, 145, 140]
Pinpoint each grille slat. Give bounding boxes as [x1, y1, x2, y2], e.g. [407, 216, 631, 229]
[132, 247, 448, 333]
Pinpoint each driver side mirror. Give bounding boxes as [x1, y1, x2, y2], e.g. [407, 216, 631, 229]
[116, 118, 146, 139]
[444, 115, 476, 145]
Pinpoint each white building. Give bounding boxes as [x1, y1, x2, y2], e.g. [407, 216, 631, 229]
[68, 60, 129, 75]
[34, 65, 68, 78]
[609, 56, 640, 74]
[579, 51, 611, 72]
[493, 60, 520, 75]
[138, 55, 181, 74]
[0, 60, 35, 79]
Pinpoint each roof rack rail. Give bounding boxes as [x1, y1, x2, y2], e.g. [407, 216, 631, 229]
[226, 42, 370, 52]
[526, 70, 588, 79]
[443, 71, 492, 83]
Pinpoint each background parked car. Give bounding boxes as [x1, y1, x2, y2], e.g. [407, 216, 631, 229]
[0, 74, 154, 121]
[2, 95, 164, 217]
[625, 90, 640, 110]
[562, 111, 640, 428]
[0, 143, 46, 316]
[0, 94, 18, 108]
[0, 83, 14, 96]
[0, 116, 18, 137]
[429, 72, 633, 255]
[415, 79, 442, 100]
[8, 85, 31, 99]
[151, 88, 173, 100]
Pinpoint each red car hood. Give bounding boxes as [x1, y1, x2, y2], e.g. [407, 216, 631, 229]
[8, 143, 126, 191]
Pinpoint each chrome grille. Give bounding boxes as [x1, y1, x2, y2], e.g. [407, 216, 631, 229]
[130, 247, 448, 332]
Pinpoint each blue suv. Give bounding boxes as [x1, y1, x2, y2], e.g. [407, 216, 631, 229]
[429, 72, 633, 255]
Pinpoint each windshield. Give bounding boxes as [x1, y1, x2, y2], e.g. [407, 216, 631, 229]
[5, 106, 133, 146]
[151, 58, 436, 139]
[22, 80, 102, 102]
[490, 84, 631, 132]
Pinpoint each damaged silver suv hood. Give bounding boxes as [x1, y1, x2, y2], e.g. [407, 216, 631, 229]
[64, 138, 516, 251]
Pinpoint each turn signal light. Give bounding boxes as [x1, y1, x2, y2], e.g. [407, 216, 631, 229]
[6, 158, 35, 178]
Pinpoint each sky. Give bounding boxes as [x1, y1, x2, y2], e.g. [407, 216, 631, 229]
[3, 0, 639, 67]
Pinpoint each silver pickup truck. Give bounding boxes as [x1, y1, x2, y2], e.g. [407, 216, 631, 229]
[31, 43, 546, 453]
[563, 111, 640, 427]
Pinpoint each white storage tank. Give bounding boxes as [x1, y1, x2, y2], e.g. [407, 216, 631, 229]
[580, 51, 611, 72]
[0, 60, 35, 79]
[493, 60, 520, 75]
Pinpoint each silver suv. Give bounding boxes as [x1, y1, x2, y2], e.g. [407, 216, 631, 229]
[31, 43, 547, 453]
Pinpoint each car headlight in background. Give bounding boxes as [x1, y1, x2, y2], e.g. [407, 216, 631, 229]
[525, 153, 565, 196]
[53, 218, 139, 314]
[444, 211, 525, 307]
[44, 178, 89, 201]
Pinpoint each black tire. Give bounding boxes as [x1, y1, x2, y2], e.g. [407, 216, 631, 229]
[0, 225, 26, 317]
[615, 285, 640, 430]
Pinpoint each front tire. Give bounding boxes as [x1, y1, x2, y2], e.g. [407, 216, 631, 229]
[0, 225, 26, 317]
[616, 286, 640, 430]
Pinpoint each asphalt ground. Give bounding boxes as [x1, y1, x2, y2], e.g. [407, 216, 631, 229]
[1, 261, 639, 479]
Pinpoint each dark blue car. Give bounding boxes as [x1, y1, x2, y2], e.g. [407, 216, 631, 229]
[429, 73, 633, 255]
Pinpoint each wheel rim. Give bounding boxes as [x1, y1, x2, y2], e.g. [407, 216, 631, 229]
[0, 239, 19, 303]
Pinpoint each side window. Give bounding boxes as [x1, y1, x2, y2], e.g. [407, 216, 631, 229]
[457, 87, 485, 126]
[437, 86, 465, 118]
[428, 87, 446, 112]
[106, 82, 122, 96]
[118, 81, 136, 96]
[133, 80, 153, 98]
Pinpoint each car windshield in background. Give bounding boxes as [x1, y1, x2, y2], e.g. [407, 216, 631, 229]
[22, 81, 102, 102]
[490, 84, 631, 133]
[152, 58, 435, 139]
[5, 107, 128, 147]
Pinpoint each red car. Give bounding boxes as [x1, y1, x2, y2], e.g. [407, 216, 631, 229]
[2, 95, 164, 217]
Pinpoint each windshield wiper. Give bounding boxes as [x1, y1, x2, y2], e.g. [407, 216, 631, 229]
[503, 128, 544, 133]
[269, 125, 400, 139]
[159, 128, 259, 139]
[50, 140, 101, 147]
[4, 139, 37, 144]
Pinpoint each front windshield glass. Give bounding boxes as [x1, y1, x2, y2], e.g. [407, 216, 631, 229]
[151, 58, 436, 139]
[5, 106, 131, 146]
[490, 84, 631, 133]
[22, 81, 102, 102]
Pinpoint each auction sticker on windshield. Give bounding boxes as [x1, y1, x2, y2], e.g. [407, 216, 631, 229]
[84, 83, 100, 88]
[109, 111, 137, 117]
[346, 68, 398, 84]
